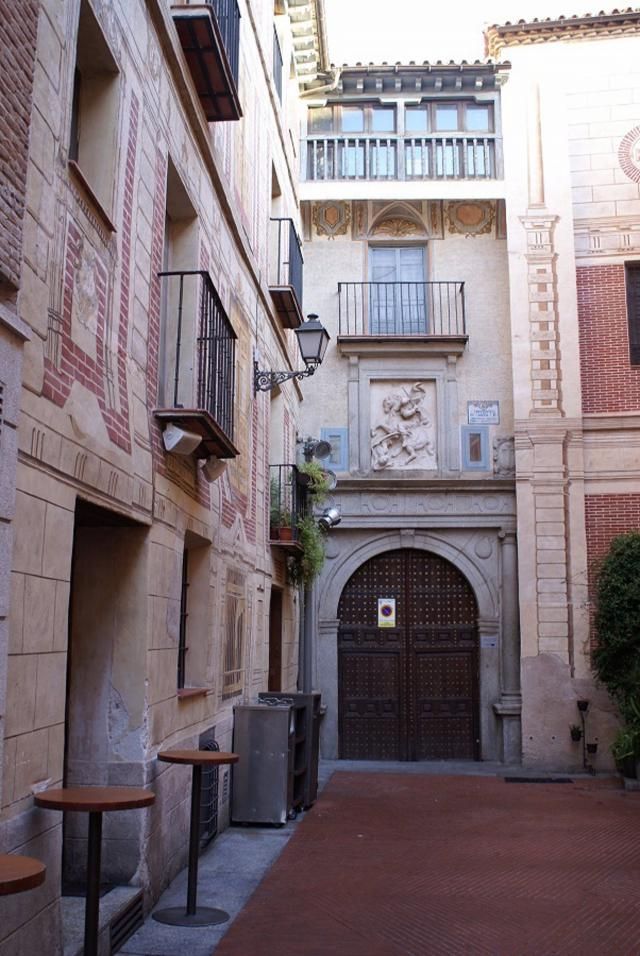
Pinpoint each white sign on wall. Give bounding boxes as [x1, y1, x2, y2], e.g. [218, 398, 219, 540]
[468, 400, 500, 425]
[377, 598, 396, 628]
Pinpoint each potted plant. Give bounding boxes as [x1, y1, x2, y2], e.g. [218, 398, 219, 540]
[276, 508, 293, 541]
[298, 460, 331, 506]
[570, 724, 582, 742]
[611, 725, 640, 779]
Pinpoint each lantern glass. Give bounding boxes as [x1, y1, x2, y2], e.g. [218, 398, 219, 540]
[295, 314, 330, 367]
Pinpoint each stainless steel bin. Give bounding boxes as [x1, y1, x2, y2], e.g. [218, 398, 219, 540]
[231, 703, 293, 825]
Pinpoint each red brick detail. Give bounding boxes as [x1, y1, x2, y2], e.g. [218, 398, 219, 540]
[42, 94, 140, 453]
[585, 493, 640, 648]
[577, 264, 640, 413]
[0, 3, 38, 291]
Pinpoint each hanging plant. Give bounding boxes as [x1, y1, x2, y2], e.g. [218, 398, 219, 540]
[288, 515, 327, 586]
[298, 460, 331, 506]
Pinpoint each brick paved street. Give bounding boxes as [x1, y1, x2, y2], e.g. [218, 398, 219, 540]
[216, 772, 640, 956]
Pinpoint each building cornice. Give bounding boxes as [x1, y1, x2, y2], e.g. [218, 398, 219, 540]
[486, 8, 640, 57]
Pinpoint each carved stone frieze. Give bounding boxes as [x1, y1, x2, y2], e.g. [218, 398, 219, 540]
[370, 381, 437, 471]
[370, 217, 422, 238]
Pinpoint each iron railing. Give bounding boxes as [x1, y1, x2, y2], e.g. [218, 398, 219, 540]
[269, 464, 307, 543]
[304, 134, 498, 181]
[270, 218, 303, 306]
[209, 0, 241, 88]
[159, 270, 236, 442]
[338, 281, 466, 336]
[273, 27, 283, 102]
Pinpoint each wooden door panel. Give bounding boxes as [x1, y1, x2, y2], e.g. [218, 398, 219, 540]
[339, 648, 404, 760]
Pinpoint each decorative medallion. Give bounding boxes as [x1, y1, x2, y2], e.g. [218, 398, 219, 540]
[371, 217, 422, 238]
[312, 201, 351, 238]
[446, 201, 495, 237]
[618, 126, 640, 184]
[493, 436, 515, 477]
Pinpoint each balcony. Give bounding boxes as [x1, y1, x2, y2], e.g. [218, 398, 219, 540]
[269, 464, 307, 548]
[155, 270, 238, 459]
[269, 218, 304, 329]
[304, 135, 498, 182]
[172, 0, 242, 122]
[338, 281, 467, 342]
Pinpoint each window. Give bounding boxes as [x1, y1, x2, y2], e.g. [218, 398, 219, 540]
[461, 425, 490, 471]
[625, 262, 640, 365]
[368, 246, 427, 334]
[177, 534, 210, 690]
[320, 428, 349, 473]
[405, 100, 493, 134]
[308, 103, 396, 135]
[69, 0, 120, 216]
[404, 101, 494, 178]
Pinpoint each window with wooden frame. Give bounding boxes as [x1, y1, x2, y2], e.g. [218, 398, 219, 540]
[405, 100, 494, 134]
[625, 261, 640, 365]
[405, 100, 494, 178]
[308, 103, 396, 135]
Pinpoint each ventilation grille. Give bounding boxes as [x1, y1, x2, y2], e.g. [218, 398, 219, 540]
[199, 727, 220, 851]
[110, 891, 144, 953]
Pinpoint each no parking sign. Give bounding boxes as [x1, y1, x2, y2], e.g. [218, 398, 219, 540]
[377, 598, 396, 628]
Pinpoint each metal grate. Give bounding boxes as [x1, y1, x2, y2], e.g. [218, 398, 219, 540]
[199, 731, 220, 849]
[110, 891, 144, 953]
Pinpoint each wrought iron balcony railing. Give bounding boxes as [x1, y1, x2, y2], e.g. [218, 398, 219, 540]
[338, 281, 466, 337]
[269, 218, 304, 328]
[304, 134, 498, 181]
[269, 464, 307, 546]
[172, 0, 242, 122]
[155, 270, 238, 459]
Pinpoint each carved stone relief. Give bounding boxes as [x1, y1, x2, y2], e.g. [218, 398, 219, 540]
[493, 436, 515, 476]
[618, 125, 640, 184]
[446, 201, 495, 237]
[313, 201, 351, 238]
[370, 380, 437, 471]
[371, 217, 422, 238]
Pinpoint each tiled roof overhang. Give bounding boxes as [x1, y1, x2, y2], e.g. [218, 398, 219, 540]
[486, 8, 640, 57]
[303, 61, 510, 97]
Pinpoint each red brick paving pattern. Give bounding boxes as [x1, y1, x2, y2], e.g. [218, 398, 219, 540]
[216, 772, 640, 956]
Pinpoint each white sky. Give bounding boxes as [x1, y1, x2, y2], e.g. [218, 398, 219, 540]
[323, 1, 581, 65]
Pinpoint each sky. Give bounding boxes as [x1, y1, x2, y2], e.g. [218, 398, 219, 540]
[323, 0, 584, 65]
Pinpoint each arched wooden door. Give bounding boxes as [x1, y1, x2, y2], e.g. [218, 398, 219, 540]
[338, 549, 479, 761]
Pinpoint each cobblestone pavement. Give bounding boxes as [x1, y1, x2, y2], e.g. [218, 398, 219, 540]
[215, 772, 640, 956]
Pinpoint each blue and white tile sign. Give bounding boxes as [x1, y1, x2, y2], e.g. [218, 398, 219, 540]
[468, 400, 500, 425]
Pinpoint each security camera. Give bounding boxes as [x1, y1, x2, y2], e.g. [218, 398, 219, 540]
[162, 424, 202, 456]
[318, 506, 341, 531]
[199, 456, 227, 483]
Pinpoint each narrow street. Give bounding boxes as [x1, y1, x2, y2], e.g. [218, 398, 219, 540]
[124, 766, 640, 956]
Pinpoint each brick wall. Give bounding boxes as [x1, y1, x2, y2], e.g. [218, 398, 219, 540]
[0, 3, 39, 292]
[584, 493, 640, 646]
[577, 264, 640, 413]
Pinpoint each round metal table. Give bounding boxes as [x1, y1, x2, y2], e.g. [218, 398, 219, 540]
[153, 750, 239, 927]
[0, 854, 46, 895]
[34, 786, 154, 956]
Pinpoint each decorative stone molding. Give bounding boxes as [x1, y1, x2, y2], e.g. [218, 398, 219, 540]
[312, 201, 351, 238]
[369, 381, 436, 471]
[574, 216, 640, 260]
[370, 217, 423, 238]
[493, 436, 515, 477]
[520, 215, 562, 415]
[446, 201, 495, 237]
[618, 125, 640, 184]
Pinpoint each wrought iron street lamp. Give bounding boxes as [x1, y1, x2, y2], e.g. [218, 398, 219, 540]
[254, 314, 330, 393]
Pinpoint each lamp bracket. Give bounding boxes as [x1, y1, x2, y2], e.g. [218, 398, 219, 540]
[254, 360, 317, 393]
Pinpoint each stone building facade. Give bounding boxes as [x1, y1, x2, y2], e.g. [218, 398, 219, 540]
[298, 11, 640, 772]
[0, 0, 327, 951]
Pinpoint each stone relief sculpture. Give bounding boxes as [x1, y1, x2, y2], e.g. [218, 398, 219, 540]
[370, 381, 437, 471]
[493, 436, 515, 477]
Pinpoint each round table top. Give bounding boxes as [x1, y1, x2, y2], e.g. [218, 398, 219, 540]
[0, 855, 46, 896]
[34, 786, 154, 813]
[157, 750, 239, 767]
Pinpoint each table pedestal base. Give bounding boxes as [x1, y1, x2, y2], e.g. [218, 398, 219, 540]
[152, 905, 229, 927]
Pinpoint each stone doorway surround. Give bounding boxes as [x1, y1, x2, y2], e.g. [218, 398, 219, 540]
[314, 501, 522, 764]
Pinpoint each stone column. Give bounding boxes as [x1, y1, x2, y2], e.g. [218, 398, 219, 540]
[317, 617, 340, 758]
[493, 530, 522, 763]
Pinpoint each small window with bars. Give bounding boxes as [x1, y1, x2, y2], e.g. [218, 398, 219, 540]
[222, 568, 246, 697]
[625, 261, 640, 365]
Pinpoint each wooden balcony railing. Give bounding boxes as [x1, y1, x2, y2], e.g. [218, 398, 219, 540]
[303, 134, 499, 181]
[155, 270, 238, 459]
[338, 281, 466, 337]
